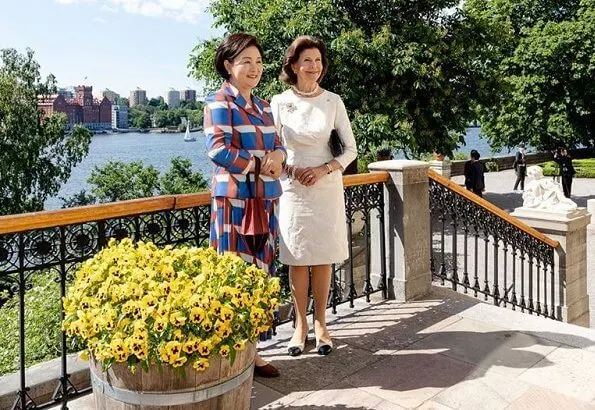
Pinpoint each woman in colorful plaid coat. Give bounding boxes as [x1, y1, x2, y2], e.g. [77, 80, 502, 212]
[203, 33, 286, 378]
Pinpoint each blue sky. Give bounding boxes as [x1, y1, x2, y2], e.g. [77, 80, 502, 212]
[0, 0, 222, 98]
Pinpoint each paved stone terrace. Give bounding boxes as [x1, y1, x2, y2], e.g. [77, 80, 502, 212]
[63, 287, 595, 409]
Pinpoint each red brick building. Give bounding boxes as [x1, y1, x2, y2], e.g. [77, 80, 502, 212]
[38, 85, 112, 130]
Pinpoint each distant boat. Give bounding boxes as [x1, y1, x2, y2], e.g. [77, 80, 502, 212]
[183, 122, 196, 142]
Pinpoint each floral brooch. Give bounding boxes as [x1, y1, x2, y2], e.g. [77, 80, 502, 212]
[283, 102, 297, 113]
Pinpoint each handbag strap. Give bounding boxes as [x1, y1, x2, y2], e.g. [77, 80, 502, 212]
[246, 157, 261, 198]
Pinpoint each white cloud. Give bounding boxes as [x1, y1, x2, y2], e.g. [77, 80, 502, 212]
[93, 16, 107, 23]
[100, 4, 118, 12]
[56, 0, 208, 23]
[56, 0, 95, 4]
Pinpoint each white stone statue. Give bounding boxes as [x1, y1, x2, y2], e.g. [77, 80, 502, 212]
[522, 165, 577, 211]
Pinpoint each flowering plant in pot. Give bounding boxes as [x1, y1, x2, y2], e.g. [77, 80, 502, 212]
[62, 238, 279, 408]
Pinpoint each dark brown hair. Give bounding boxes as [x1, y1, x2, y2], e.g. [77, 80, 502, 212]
[279, 36, 328, 85]
[214, 33, 263, 80]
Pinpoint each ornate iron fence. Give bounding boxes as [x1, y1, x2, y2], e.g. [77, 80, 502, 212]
[0, 174, 388, 410]
[428, 170, 560, 319]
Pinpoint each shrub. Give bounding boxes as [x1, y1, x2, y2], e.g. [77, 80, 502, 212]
[357, 151, 377, 173]
[485, 160, 499, 172]
[540, 159, 595, 178]
[0, 274, 66, 375]
[452, 152, 469, 161]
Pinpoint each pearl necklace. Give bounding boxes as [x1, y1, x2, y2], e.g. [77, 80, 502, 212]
[291, 85, 320, 97]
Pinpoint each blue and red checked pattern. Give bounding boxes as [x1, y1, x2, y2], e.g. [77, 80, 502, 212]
[204, 82, 286, 199]
[210, 197, 278, 275]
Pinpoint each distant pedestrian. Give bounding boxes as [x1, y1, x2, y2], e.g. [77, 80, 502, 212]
[463, 150, 476, 191]
[513, 142, 527, 191]
[468, 150, 485, 197]
[376, 147, 393, 161]
[554, 148, 576, 197]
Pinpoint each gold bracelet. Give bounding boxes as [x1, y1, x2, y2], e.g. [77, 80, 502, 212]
[324, 162, 333, 174]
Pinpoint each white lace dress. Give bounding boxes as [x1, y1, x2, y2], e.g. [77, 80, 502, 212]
[270, 90, 357, 266]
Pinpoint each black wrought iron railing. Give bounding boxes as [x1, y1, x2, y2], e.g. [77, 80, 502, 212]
[0, 172, 388, 410]
[428, 169, 561, 319]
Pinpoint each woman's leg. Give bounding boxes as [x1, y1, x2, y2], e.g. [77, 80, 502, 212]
[289, 265, 310, 344]
[311, 264, 332, 343]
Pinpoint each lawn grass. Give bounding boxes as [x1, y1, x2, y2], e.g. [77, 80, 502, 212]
[540, 158, 595, 178]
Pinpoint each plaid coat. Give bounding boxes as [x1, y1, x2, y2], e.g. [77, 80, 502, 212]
[204, 82, 285, 199]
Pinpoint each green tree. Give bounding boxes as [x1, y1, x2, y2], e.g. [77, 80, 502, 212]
[160, 157, 208, 194]
[115, 96, 129, 107]
[188, 0, 483, 156]
[130, 109, 152, 128]
[179, 99, 198, 110]
[0, 48, 92, 216]
[188, 108, 204, 128]
[59, 190, 96, 208]
[149, 97, 168, 110]
[465, 0, 594, 150]
[87, 161, 160, 202]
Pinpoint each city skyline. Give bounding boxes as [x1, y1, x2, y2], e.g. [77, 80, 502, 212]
[0, 0, 222, 98]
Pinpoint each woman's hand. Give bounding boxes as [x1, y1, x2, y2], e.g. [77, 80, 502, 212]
[261, 150, 284, 179]
[297, 165, 327, 186]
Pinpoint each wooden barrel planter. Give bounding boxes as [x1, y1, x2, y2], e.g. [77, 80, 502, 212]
[90, 343, 255, 410]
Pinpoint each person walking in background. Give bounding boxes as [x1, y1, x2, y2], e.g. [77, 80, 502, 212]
[468, 150, 485, 197]
[270, 35, 357, 358]
[513, 142, 527, 191]
[463, 150, 477, 191]
[204, 33, 286, 378]
[376, 147, 393, 161]
[554, 148, 576, 197]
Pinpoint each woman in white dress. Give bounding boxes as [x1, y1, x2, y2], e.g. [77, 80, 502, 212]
[270, 36, 357, 356]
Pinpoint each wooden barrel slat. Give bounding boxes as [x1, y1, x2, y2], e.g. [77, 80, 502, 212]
[92, 343, 255, 410]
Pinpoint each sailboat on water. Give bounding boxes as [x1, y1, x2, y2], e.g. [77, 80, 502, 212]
[183, 121, 196, 142]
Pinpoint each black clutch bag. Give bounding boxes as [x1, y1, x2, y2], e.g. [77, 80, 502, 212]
[328, 129, 344, 157]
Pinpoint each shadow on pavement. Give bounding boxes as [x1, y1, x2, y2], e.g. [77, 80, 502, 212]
[255, 296, 595, 409]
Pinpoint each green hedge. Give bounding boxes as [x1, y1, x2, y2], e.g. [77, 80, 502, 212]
[540, 159, 595, 178]
[0, 274, 71, 375]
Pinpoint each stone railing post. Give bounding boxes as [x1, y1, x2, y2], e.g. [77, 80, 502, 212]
[429, 159, 451, 179]
[369, 160, 431, 301]
[511, 207, 592, 325]
[587, 199, 595, 328]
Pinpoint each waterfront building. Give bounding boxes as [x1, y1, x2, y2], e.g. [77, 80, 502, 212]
[129, 88, 147, 107]
[99, 89, 120, 103]
[111, 104, 129, 129]
[167, 89, 180, 108]
[180, 89, 196, 102]
[57, 87, 75, 99]
[38, 85, 112, 130]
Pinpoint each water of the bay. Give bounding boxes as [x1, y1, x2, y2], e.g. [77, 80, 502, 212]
[44, 127, 512, 210]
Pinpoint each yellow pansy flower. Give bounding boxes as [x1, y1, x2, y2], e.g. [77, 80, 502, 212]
[193, 358, 209, 372]
[219, 345, 230, 358]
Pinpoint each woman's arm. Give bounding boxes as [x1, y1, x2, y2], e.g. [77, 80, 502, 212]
[333, 97, 358, 171]
[261, 97, 286, 177]
[204, 98, 254, 174]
